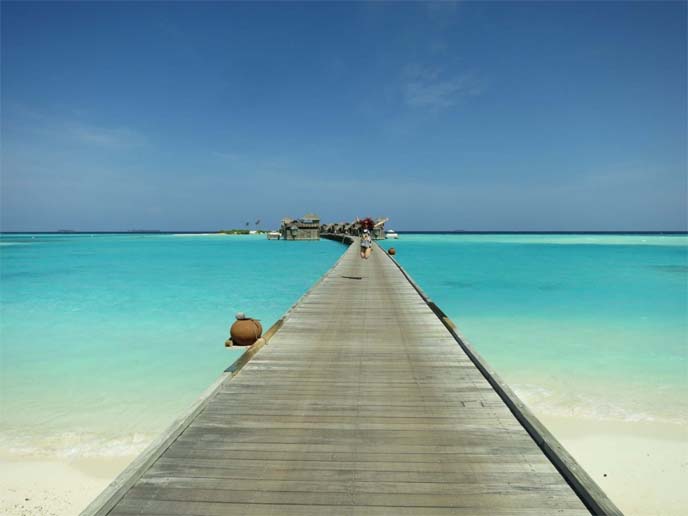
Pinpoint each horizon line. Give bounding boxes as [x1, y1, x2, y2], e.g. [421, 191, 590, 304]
[1, 230, 687, 235]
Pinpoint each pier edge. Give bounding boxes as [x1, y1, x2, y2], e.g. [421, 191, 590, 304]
[377, 240, 623, 516]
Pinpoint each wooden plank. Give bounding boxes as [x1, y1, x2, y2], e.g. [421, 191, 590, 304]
[150, 456, 561, 474]
[110, 498, 590, 516]
[143, 463, 570, 485]
[134, 476, 573, 494]
[166, 440, 541, 456]
[123, 485, 588, 509]
[162, 447, 549, 463]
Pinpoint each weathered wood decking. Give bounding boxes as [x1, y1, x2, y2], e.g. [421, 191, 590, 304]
[84, 238, 620, 515]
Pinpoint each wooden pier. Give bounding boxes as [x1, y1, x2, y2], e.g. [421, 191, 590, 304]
[83, 237, 620, 516]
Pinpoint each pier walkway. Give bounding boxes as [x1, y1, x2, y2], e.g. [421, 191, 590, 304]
[85, 238, 619, 515]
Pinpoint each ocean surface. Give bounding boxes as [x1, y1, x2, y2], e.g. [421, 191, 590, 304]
[1, 233, 686, 460]
[0, 233, 343, 458]
[379, 234, 688, 425]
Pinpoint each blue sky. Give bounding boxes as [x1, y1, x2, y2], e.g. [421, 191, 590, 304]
[1, 1, 686, 231]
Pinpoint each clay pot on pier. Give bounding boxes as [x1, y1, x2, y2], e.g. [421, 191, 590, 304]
[229, 313, 263, 346]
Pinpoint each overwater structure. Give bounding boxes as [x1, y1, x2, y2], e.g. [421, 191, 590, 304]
[82, 236, 621, 516]
[280, 213, 321, 240]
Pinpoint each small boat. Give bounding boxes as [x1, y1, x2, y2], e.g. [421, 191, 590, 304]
[385, 229, 399, 239]
[267, 231, 281, 240]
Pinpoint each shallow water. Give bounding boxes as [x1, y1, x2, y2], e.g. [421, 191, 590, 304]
[0, 234, 343, 457]
[379, 234, 688, 425]
[1, 232, 686, 460]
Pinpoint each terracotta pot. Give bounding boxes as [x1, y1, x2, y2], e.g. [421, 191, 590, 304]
[230, 318, 263, 346]
[388, 248, 396, 256]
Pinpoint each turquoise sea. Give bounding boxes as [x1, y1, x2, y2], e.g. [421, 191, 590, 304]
[379, 234, 688, 425]
[1, 233, 686, 459]
[0, 234, 343, 457]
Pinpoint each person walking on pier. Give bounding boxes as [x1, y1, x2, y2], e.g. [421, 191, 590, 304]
[360, 229, 372, 259]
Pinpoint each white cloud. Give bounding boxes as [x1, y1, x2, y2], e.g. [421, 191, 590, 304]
[4, 104, 146, 149]
[212, 151, 241, 161]
[403, 65, 481, 110]
[67, 123, 145, 148]
[210, 150, 292, 173]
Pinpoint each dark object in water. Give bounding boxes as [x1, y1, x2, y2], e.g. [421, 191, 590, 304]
[229, 312, 263, 346]
[388, 247, 396, 256]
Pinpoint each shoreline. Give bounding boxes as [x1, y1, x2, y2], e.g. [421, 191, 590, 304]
[1, 417, 685, 516]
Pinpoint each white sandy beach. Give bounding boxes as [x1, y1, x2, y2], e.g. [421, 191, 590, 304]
[544, 417, 688, 516]
[2, 418, 686, 516]
[0, 454, 132, 516]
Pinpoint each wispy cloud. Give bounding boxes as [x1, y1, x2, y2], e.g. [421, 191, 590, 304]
[66, 123, 145, 148]
[424, 1, 461, 25]
[211, 151, 241, 162]
[4, 103, 147, 149]
[403, 64, 481, 110]
[3, 102, 147, 149]
[211, 150, 292, 173]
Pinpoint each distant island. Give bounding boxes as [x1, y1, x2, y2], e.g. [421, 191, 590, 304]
[217, 229, 268, 235]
